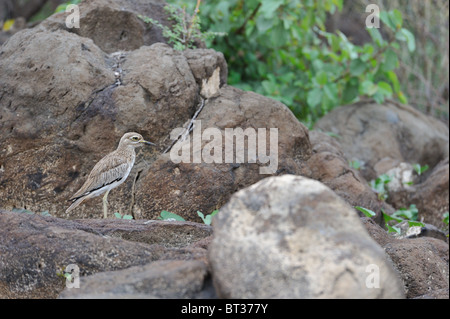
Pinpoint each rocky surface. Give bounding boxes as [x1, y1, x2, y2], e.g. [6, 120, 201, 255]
[362, 218, 449, 299]
[0, 211, 212, 298]
[59, 260, 214, 299]
[315, 100, 449, 181]
[209, 175, 404, 299]
[0, 0, 448, 299]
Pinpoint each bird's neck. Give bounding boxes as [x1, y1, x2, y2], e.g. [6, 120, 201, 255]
[116, 144, 137, 159]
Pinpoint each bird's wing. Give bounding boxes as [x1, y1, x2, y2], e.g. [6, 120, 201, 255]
[69, 154, 131, 201]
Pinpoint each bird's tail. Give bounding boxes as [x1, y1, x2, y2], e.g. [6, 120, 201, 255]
[65, 196, 86, 214]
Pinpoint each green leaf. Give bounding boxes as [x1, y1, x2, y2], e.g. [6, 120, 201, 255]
[159, 210, 185, 221]
[114, 212, 122, 219]
[407, 220, 425, 228]
[381, 49, 399, 72]
[380, 11, 396, 31]
[355, 206, 376, 218]
[360, 80, 378, 96]
[395, 28, 415, 52]
[315, 71, 328, 86]
[122, 215, 133, 220]
[367, 28, 385, 47]
[307, 87, 323, 108]
[392, 204, 419, 221]
[349, 58, 367, 76]
[391, 9, 403, 29]
[323, 83, 338, 103]
[377, 81, 393, 96]
[382, 212, 402, 224]
[443, 212, 449, 225]
[386, 224, 401, 234]
[260, 0, 284, 18]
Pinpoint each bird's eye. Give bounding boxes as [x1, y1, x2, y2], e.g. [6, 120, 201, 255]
[131, 136, 139, 141]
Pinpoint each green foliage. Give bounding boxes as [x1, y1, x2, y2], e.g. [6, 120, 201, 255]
[138, 3, 225, 51]
[369, 174, 392, 201]
[114, 212, 133, 220]
[168, 0, 415, 127]
[392, 204, 419, 221]
[412, 163, 429, 176]
[382, 206, 424, 234]
[157, 210, 185, 221]
[355, 206, 376, 218]
[54, 0, 82, 13]
[443, 212, 449, 226]
[12, 208, 51, 216]
[197, 210, 219, 225]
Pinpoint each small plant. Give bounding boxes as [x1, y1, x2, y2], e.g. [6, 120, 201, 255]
[157, 210, 185, 221]
[197, 210, 218, 225]
[114, 212, 133, 220]
[412, 163, 429, 176]
[355, 206, 376, 218]
[356, 205, 424, 235]
[391, 204, 419, 221]
[138, 1, 225, 51]
[349, 160, 362, 171]
[443, 212, 449, 226]
[369, 174, 392, 201]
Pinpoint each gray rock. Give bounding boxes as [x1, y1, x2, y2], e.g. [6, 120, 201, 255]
[0, 211, 211, 298]
[209, 175, 405, 298]
[315, 101, 449, 181]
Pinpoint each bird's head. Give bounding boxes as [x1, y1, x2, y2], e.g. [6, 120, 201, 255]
[120, 132, 156, 148]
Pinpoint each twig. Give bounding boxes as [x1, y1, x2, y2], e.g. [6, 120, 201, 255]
[235, 2, 261, 35]
[187, 0, 202, 42]
[163, 97, 205, 154]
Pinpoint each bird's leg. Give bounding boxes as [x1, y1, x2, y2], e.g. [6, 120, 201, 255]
[103, 189, 110, 219]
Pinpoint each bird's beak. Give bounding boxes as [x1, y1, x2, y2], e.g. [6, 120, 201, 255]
[141, 140, 156, 146]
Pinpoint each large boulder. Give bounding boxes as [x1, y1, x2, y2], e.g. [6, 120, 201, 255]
[41, 0, 173, 53]
[0, 1, 315, 222]
[133, 85, 312, 221]
[302, 130, 395, 224]
[0, 24, 206, 218]
[315, 101, 449, 181]
[208, 175, 404, 299]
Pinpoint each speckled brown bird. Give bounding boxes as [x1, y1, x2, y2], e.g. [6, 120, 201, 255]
[66, 132, 155, 218]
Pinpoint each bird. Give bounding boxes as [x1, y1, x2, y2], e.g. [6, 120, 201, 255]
[66, 132, 155, 218]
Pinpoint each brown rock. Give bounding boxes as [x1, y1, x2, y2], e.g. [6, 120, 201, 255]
[384, 238, 449, 299]
[303, 131, 395, 224]
[0, 211, 211, 298]
[361, 217, 449, 298]
[410, 158, 449, 228]
[209, 175, 404, 299]
[59, 259, 214, 299]
[133, 86, 312, 221]
[315, 101, 449, 181]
